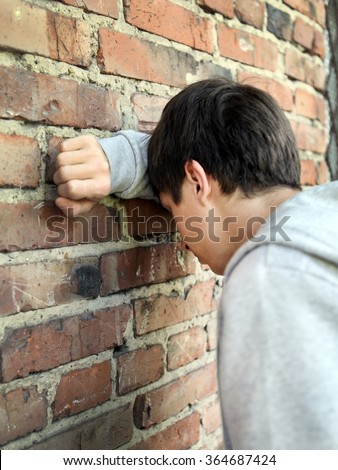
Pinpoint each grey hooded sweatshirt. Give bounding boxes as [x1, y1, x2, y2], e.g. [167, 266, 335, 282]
[99, 131, 338, 450]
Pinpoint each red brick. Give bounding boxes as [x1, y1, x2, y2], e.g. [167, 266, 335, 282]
[313, 29, 324, 58]
[131, 412, 200, 450]
[295, 87, 325, 122]
[100, 244, 196, 296]
[60, 0, 118, 18]
[0, 67, 121, 131]
[0, 386, 47, 446]
[197, 0, 234, 18]
[0, 134, 40, 188]
[317, 160, 328, 184]
[283, 0, 326, 27]
[237, 72, 293, 111]
[131, 94, 169, 132]
[53, 362, 112, 420]
[206, 317, 217, 351]
[0, 201, 119, 252]
[218, 25, 278, 72]
[316, 94, 326, 124]
[134, 279, 217, 335]
[167, 326, 206, 370]
[267, 4, 292, 41]
[1, 305, 130, 382]
[0, 0, 91, 66]
[97, 29, 197, 88]
[133, 361, 217, 428]
[201, 398, 222, 435]
[291, 120, 327, 153]
[124, 0, 213, 53]
[0, 256, 100, 317]
[235, 0, 265, 29]
[117, 345, 165, 394]
[123, 199, 175, 236]
[285, 48, 325, 90]
[293, 17, 315, 50]
[300, 159, 317, 185]
[30, 404, 133, 449]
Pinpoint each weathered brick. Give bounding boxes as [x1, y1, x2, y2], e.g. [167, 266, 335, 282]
[60, 0, 118, 18]
[283, 0, 326, 27]
[198, 62, 233, 81]
[117, 345, 165, 394]
[0, 256, 100, 317]
[237, 72, 293, 111]
[124, 0, 213, 53]
[134, 279, 217, 335]
[30, 404, 133, 449]
[0, 0, 92, 66]
[201, 398, 223, 435]
[0, 134, 40, 188]
[293, 17, 315, 51]
[197, 0, 234, 18]
[218, 25, 278, 72]
[133, 361, 217, 428]
[0, 386, 47, 446]
[45, 136, 63, 183]
[0, 201, 119, 252]
[295, 87, 325, 122]
[291, 120, 327, 153]
[97, 29, 197, 88]
[131, 94, 169, 132]
[167, 326, 206, 370]
[267, 4, 292, 41]
[206, 317, 217, 351]
[235, 0, 265, 29]
[53, 361, 112, 419]
[313, 29, 324, 58]
[285, 48, 325, 90]
[131, 412, 200, 450]
[0, 67, 121, 130]
[300, 159, 317, 185]
[317, 160, 328, 184]
[123, 199, 175, 236]
[295, 87, 316, 119]
[100, 244, 196, 296]
[1, 305, 130, 382]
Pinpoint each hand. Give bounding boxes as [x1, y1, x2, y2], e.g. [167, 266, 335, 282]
[54, 135, 111, 217]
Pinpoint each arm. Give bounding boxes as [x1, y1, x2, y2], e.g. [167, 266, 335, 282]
[218, 244, 338, 449]
[54, 130, 154, 216]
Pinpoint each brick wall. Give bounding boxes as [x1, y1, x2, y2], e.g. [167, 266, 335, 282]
[0, 0, 328, 450]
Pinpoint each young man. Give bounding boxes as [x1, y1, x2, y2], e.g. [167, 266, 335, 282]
[54, 78, 338, 449]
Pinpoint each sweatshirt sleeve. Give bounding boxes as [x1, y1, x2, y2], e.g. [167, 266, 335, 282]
[99, 130, 156, 200]
[218, 244, 338, 450]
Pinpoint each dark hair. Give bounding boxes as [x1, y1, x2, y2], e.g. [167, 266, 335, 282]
[148, 77, 301, 204]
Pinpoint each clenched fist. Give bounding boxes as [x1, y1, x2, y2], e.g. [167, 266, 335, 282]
[54, 135, 111, 217]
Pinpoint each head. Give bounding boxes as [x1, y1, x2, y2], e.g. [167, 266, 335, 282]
[148, 77, 301, 273]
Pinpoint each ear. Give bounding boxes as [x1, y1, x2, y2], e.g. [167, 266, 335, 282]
[184, 160, 212, 205]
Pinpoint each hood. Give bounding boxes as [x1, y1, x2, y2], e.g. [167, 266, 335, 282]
[225, 181, 338, 280]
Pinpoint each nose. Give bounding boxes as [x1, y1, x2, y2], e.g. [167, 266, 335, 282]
[180, 241, 190, 252]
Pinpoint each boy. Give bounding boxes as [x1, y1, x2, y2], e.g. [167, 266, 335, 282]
[54, 78, 338, 449]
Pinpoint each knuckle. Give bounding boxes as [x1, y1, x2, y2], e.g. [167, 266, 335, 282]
[55, 152, 65, 168]
[59, 140, 68, 153]
[57, 166, 67, 181]
[86, 135, 97, 145]
[66, 181, 78, 199]
[62, 181, 77, 199]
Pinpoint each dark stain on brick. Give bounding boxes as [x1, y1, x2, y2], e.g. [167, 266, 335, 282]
[75, 265, 102, 298]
